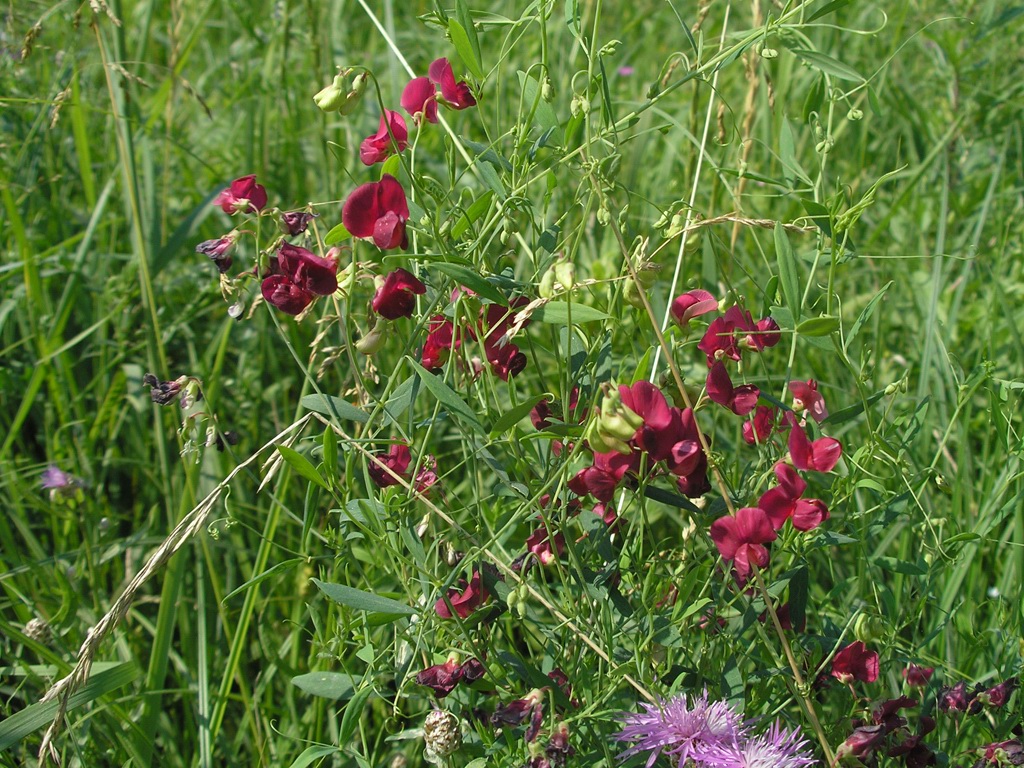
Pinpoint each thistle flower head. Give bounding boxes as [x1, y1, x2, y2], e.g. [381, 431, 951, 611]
[701, 721, 816, 768]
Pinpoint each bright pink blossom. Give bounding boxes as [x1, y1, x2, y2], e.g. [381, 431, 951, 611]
[709, 507, 777, 583]
[569, 449, 640, 503]
[359, 110, 409, 165]
[401, 76, 438, 123]
[705, 361, 759, 415]
[372, 268, 426, 320]
[435, 569, 489, 619]
[429, 58, 476, 109]
[788, 422, 842, 472]
[670, 289, 718, 327]
[789, 379, 828, 423]
[261, 243, 338, 315]
[831, 640, 879, 684]
[758, 462, 829, 532]
[342, 174, 410, 250]
[215, 174, 267, 214]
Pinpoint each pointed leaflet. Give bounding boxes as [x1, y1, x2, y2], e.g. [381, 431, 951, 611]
[312, 578, 417, 615]
[775, 222, 801, 321]
[408, 358, 486, 433]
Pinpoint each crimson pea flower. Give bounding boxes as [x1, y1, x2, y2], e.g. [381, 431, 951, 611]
[401, 76, 438, 124]
[428, 57, 476, 109]
[670, 289, 718, 327]
[342, 174, 410, 250]
[435, 569, 490, 619]
[831, 640, 879, 684]
[789, 379, 828, 423]
[261, 243, 338, 315]
[788, 422, 842, 472]
[746, 316, 781, 351]
[836, 725, 887, 762]
[481, 300, 530, 380]
[525, 523, 567, 566]
[569, 449, 640, 503]
[903, 665, 934, 687]
[196, 230, 240, 273]
[698, 305, 755, 364]
[368, 443, 412, 488]
[758, 462, 829, 532]
[705, 361, 759, 415]
[215, 174, 267, 214]
[421, 316, 469, 370]
[416, 657, 465, 697]
[491, 689, 546, 742]
[372, 268, 426, 320]
[709, 506, 777, 583]
[742, 405, 777, 445]
[359, 110, 409, 165]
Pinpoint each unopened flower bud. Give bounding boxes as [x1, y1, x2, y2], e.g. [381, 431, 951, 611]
[623, 277, 645, 309]
[847, 108, 864, 121]
[539, 267, 558, 299]
[597, 205, 611, 226]
[541, 77, 554, 102]
[553, 261, 575, 292]
[355, 319, 388, 356]
[854, 612, 886, 644]
[313, 74, 348, 112]
[340, 72, 368, 115]
[815, 138, 834, 154]
[760, 47, 779, 59]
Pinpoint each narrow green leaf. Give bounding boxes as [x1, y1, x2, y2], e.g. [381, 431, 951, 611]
[407, 359, 486, 433]
[300, 394, 370, 423]
[324, 222, 350, 245]
[448, 19, 482, 81]
[796, 315, 839, 337]
[490, 395, 546, 437]
[791, 48, 865, 82]
[291, 671, 358, 700]
[518, 71, 558, 132]
[801, 198, 833, 237]
[774, 223, 801, 321]
[277, 445, 330, 491]
[322, 426, 338, 477]
[312, 578, 417, 615]
[287, 745, 341, 768]
[223, 558, 304, 602]
[806, 0, 853, 23]
[339, 685, 375, 746]
[532, 302, 609, 324]
[679, 597, 713, 621]
[0, 662, 139, 750]
[430, 263, 508, 305]
[822, 388, 886, 426]
[456, 0, 482, 70]
[844, 281, 892, 352]
[451, 190, 493, 239]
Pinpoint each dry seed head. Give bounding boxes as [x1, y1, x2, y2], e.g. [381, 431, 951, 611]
[25, 618, 52, 645]
[423, 709, 462, 758]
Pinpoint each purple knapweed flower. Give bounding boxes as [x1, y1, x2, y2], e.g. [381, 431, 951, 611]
[41, 465, 78, 491]
[703, 721, 817, 768]
[615, 691, 745, 768]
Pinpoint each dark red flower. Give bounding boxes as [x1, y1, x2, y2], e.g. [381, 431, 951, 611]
[836, 725, 888, 762]
[280, 210, 318, 235]
[709, 507, 777, 582]
[401, 76, 438, 123]
[789, 379, 828, 423]
[747, 316, 781, 351]
[903, 665, 934, 687]
[742, 405, 777, 445]
[525, 524, 567, 566]
[215, 174, 267, 214]
[416, 657, 464, 697]
[698, 310, 747, 364]
[975, 678, 1017, 708]
[569, 450, 639, 503]
[481, 301, 530, 380]
[831, 640, 879, 684]
[342, 174, 410, 250]
[460, 657, 486, 684]
[429, 57, 476, 109]
[670, 289, 717, 327]
[874, 696, 918, 730]
[788, 422, 842, 472]
[758, 462, 830, 532]
[492, 689, 545, 742]
[360, 110, 409, 165]
[421, 316, 470, 370]
[435, 569, 490, 619]
[368, 443, 412, 488]
[372, 268, 426, 320]
[261, 243, 338, 315]
[705, 361, 759, 415]
[938, 681, 971, 713]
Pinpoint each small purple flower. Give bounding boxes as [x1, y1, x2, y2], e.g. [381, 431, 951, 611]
[41, 465, 84, 502]
[702, 721, 816, 768]
[280, 211, 318, 236]
[195, 230, 240, 273]
[615, 691, 745, 768]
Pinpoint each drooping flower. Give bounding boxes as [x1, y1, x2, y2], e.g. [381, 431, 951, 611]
[359, 110, 409, 165]
[569, 449, 639, 503]
[831, 640, 879, 684]
[261, 243, 338, 315]
[429, 57, 476, 109]
[938, 681, 971, 713]
[614, 691, 746, 768]
[416, 656, 466, 697]
[746, 316, 782, 351]
[195, 230, 240, 273]
[788, 423, 842, 472]
[492, 688, 546, 742]
[701, 720, 815, 768]
[706, 361, 760, 416]
[836, 724, 888, 762]
[421, 316, 469, 370]
[342, 174, 410, 250]
[758, 462, 830, 532]
[435, 569, 490, 619]
[280, 210, 318, 236]
[480, 300, 530, 380]
[710, 507, 777, 582]
[214, 174, 267, 214]
[742, 405, 777, 446]
[372, 268, 426, 320]
[524, 523, 567, 566]
[789, 380, 828, 423]
[670, 289, 718, 328]
[367, 443, 412, 488]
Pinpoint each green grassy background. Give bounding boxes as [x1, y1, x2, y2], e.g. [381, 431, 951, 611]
[2, 0, 1023, 765]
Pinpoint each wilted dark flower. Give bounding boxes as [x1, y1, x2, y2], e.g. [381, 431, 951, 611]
[492, 689, 546, 743]
[831, 641, 879, 684]
[195, 230, 240, 273]
[435, 569, 490, 619]
[143, 373, 198, 408]
[280, 210, 318, 236]
[372, 268, 426, 320]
